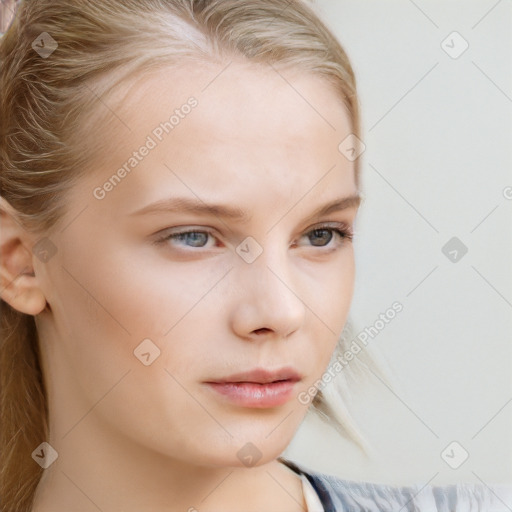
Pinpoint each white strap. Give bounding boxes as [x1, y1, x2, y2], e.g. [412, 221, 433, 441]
[301, 473, 325, 512]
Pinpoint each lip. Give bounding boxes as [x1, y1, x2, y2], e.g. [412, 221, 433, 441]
[204, 367, 302, 408]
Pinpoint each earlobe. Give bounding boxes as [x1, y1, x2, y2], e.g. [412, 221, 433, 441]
[0, 269, 48, 315]
[0, 197, 49, 316]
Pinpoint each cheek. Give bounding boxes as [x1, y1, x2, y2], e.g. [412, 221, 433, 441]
[51, 235, 197, 339]
[41, 237, 159, 404]
[307, 252, 355, 367]
[310, 249, 355, 322]
[47, 242, 231, 391]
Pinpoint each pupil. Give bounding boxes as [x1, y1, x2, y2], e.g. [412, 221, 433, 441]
[185, 232, 207, 247]
[310, 229, 332, 246]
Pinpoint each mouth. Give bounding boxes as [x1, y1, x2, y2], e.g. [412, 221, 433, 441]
[204, 367, 302, 408]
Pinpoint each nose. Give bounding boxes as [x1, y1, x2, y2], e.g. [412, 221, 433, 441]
[228, 245, 306, 341]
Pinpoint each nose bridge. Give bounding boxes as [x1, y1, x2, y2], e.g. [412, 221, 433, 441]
[238, 234, 290, 291]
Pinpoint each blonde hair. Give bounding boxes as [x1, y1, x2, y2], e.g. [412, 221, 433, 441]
[0, 0, 370, 509]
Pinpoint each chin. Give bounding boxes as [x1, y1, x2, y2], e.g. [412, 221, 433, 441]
[190, 429, 293, 470]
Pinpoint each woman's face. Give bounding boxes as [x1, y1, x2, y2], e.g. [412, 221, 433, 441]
[35, 60, 359, 468]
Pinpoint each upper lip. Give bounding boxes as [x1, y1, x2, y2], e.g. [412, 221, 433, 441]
[206, 367, 302, 384]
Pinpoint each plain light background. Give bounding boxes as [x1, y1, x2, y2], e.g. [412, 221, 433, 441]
[285, 0, 512, 487]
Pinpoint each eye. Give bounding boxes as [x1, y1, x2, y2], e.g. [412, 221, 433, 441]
[153, 228, 219, 249]
[297, 223, 353, 249]
[152, 222, 353, 252]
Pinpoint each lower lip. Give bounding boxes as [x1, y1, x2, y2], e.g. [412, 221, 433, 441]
[205, 380, 297, 408]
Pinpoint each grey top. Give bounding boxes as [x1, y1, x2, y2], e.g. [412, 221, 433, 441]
[280, 458, 512, 512]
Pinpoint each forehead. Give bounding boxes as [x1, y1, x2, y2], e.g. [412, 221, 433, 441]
[107, 58, 351, 148]
[71, 60, 356, 219]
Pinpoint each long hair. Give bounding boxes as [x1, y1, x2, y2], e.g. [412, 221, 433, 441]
[0, 1, 376, 509]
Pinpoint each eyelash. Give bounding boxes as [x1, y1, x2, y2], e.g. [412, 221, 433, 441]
[152, 222, 353, 251]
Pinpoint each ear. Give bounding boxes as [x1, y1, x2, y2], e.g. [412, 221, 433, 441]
[0, 196, 48, 316]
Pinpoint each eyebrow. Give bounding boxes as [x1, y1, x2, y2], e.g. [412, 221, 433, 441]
[129, 194, 361, 222]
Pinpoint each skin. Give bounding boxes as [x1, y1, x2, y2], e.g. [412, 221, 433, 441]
[0, 59, 359, 511]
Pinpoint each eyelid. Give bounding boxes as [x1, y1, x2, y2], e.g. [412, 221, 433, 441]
[301, 220, 354, 237]
[151, 225, 220, 246]
[307, 220, 353, 233]
[153, 220, 353, 237]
